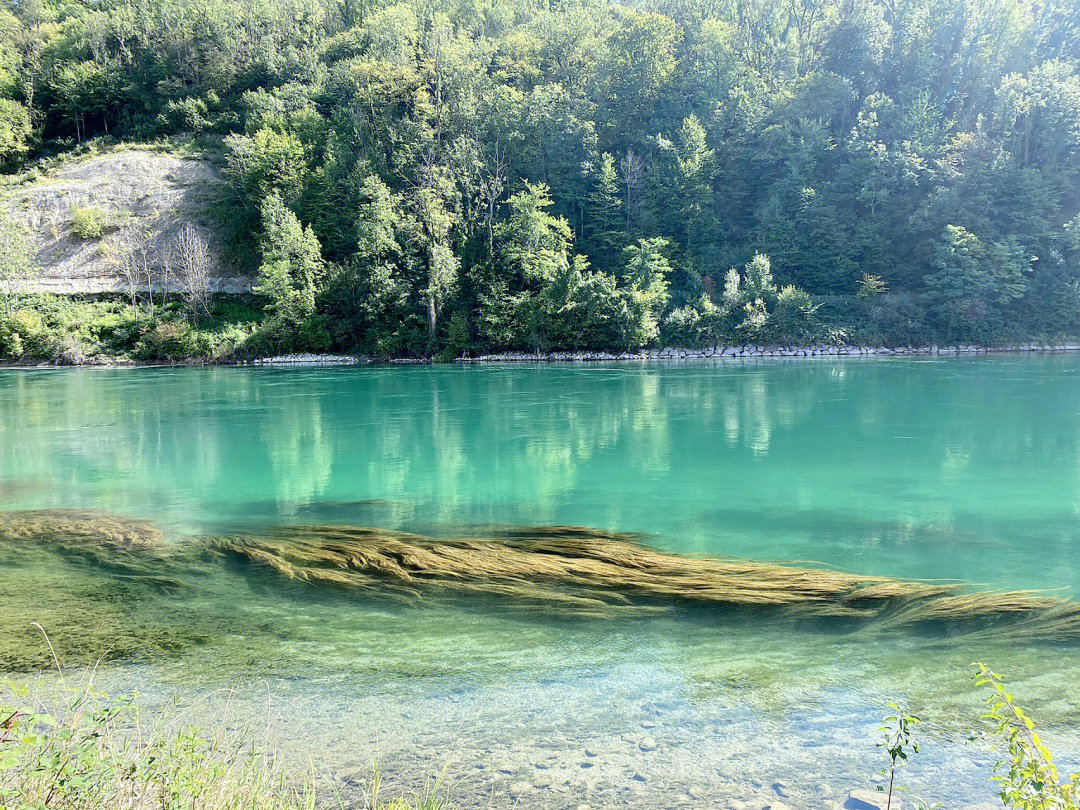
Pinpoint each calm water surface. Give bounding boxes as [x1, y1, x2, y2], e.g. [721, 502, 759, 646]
[2, 357, 1079, 808]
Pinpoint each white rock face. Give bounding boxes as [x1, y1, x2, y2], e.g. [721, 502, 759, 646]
[1, 149, 253, 294]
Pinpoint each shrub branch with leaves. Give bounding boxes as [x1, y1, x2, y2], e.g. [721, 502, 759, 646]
[974, 662, 1079, 810]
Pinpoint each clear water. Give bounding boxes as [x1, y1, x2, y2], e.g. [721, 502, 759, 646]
[2, 358, 1079, 808]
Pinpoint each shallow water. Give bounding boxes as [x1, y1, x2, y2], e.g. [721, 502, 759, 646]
[2, 357, 1080, 808]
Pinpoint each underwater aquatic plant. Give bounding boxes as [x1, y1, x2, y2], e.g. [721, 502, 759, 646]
[212, 523, 1080, 638]
[6, 507, 1080, 675]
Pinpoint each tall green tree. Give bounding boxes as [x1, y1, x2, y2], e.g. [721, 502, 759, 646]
[254, 192, 324, 331]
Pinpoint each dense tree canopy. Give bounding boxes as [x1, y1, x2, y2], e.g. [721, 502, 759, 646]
[2, 0, 1079, 354]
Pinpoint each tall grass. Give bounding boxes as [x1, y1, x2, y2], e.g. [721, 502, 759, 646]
[0, 630, 452, 810]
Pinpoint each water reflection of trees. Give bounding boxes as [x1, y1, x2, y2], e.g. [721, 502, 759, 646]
[1, 360, 1080, 587]
[0, 363, 819, 525]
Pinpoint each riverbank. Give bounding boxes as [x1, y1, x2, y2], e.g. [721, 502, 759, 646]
[7, 341, 1080, 369]
[457, 341, 1080, 362]
[247, 341, 1080, 366]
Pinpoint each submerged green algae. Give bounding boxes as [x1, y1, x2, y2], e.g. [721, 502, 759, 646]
[1, 561, 203, 671]
[0, 510, 203, 671]
[211, 522, 1080, 638]
[6, 508, 1080, 675]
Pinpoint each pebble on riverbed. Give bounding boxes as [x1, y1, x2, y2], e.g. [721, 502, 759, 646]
[637, 736, 658, 751]
[845, 788, 899, 810]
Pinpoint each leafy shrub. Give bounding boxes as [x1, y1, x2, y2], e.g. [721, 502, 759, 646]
[0, 311, 89, 363]
[443, 311, 472, 358]
[298, 314, 332, 352]
[857, 273, 888, 299]
[0, 677, 319, 810]
[877, 703, 921, 810]
[136, 320, 211, 362]
[166, 96, 212, 133]
[49, 333, 88, 365]
[770, 285, 821, 342]
[3, 309, 47, 358]
[662, 304, 704, 346]
[662, 294, 724, 347]
[0, 316, 23, 358]
[1, 667, 451, 810]
[69, 206, 111, 239]
[720, 253, 822, 343]
[975, 663, 1079, 809]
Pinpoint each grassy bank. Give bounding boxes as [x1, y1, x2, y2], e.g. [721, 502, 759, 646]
[0, 665, 451, 810]
[3, 292, 1080, 366]
[0, 295, 264, 365]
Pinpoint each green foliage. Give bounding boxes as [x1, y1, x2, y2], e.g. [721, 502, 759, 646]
[719, 253, 821, 342]
[69, 207, 111, 240]
[926, 226, 1031, 338]
[772, 285, 820, 341]
[0, 98, 31, 167]
[662, 294, 724, 347]
[620, 237, 672, 347]
[586, 153, 624, 270]
[878, 703, 921, 810]
[858, 273, 888, 299]
[0, 305, 88, 363]
[254, 192, 324, 338]
[226, 129, 308, 207]
[0, 295, 261, 364]
[136, 321, 212, 362]
[974, 662, 1079, 810]
[1, 0, 1079, 354]
[0, 674, 452, 810]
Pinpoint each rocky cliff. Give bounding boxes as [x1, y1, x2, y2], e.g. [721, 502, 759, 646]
[1, 149, 252, 294]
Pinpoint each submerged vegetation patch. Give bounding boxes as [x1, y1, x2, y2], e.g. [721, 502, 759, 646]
[0, 509, 164, 549]
[0, 510, 200, 671]
[213, 524, 1080, 639]
[5, 508, 1080, 673]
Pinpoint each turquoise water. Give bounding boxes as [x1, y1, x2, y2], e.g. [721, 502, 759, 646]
[3, 357, 1080, 808]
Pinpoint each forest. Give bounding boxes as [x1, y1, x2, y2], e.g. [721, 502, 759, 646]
[1, 0, 1079, 357]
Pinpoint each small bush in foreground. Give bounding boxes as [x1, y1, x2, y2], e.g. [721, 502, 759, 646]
[878, 667, 1078, 810]
[0, 676, 452, 810]
[1, 681, 318, 810]
[878, 702, 921, 810]
[975, 663, 1079, 810]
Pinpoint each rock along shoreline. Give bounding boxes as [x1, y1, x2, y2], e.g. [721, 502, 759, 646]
[240, 342, 1080, 366]
[453, 341, 1080, 363]
[4, 342, 1080, 369]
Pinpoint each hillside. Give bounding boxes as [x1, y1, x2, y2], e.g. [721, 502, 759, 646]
[1, 149, 250, 295]
[0, 0, 1078, 361]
